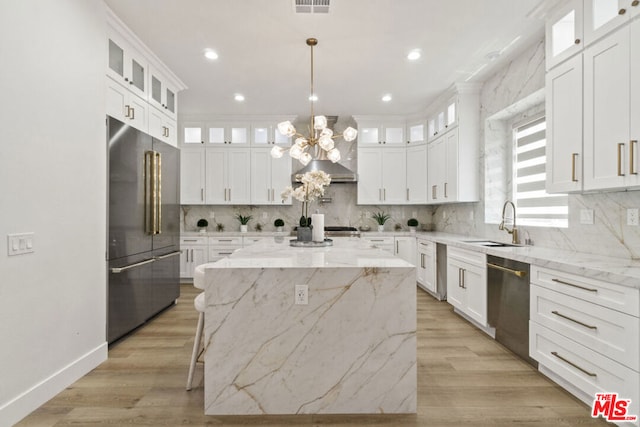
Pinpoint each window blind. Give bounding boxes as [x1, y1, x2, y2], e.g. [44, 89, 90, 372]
[513, 116, 568, 228]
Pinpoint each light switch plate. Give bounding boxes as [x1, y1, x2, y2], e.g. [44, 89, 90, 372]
[8, 232, 35, 256]
[580, 209, 594, 225]
[627, 208, 639, 226]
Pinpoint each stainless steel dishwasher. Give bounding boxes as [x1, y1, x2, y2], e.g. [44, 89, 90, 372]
[487, 255, 537, 367]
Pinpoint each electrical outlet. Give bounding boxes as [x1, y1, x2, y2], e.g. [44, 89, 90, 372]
[580, 209, 594, 225]
[627, 208, 639, 226]
[469, 210, 474, 221]
[412, 211, 417, 218]
[209, 211, 215, 219]
[295, 285, 308, 305]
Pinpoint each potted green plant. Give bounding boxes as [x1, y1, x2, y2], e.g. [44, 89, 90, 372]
[372, 212, 391, 232]
[235, 214, 252, 233]
[274, 218, 285, 232]
[407, 218, 419, 233]
[196, 218, 208, 233]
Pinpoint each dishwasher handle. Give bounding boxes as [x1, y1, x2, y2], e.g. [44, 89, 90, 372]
[487, 262, 527, 278]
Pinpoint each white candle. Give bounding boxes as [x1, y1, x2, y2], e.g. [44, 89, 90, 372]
[311, 214, 324, 242]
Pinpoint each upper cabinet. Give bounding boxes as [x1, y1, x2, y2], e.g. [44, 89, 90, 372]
[207, 123, 250, 145]
[106, 7, 186, 147]
[546, 0, 584, 70]
[252, 120, 294, 146]
[427, 97, 457, 141]
[407, 120, 427, 146]
[546, 0, 640, 70]
[354, 118, 406, 146]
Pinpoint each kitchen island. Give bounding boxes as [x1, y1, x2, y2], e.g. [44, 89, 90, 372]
[200, 236, 416, 415]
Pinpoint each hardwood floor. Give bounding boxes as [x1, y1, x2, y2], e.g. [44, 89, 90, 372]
[17, 284, 611, 426]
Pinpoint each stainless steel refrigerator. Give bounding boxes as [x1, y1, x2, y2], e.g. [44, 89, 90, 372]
[107, 116, 180, 344]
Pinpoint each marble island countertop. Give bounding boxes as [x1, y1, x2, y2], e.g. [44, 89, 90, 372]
[417, 232, 640, 288]
[211, 236, 414, 269]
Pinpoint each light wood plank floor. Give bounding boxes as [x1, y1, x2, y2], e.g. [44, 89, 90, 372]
[17, 284, 611, 426]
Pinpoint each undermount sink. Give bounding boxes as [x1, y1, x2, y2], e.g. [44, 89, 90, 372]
[463, 240, 519, 247]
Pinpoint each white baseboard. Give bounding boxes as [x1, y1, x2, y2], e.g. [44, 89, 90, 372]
[0, 342, 108, 426]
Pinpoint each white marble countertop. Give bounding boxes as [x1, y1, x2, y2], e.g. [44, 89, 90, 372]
[209, 236, 414, 269]
[415, 231, 640, 288]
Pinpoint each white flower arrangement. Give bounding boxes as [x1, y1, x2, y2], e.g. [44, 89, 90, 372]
[281, 170, 331, 227]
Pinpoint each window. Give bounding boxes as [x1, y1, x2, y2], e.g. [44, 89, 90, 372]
[513, 116, 568, 227]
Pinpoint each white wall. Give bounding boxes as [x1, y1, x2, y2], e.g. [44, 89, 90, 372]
[0, 1, 108, 424]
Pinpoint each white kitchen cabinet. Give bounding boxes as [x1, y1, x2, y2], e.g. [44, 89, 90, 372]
[583, 26, 631, 190]
[180, 236, 208, 279]
[148, 65, 177, 121]
[446, 247, 487, 327]
[148, 106, 177, 146]
[546, 54, 583, 193]
[416, 239, 437, 294]
[546, 0, 584, 70]
[251, 148, 292, 205]
[357, 147, 406, 204]
[106, 77, 148, 132]
[361, 235, 395, 253]
[107, 31, 147, 99]
[354, 118, 406, 146]
[406, 144, 428, 204]
[182, 122, 205, 145]
[252, 121, 293, 146]
[394, 236, 416, 265]
[529, 265, 640, 421]
[407, 120, 427, 146]
[427, 97, 457, 141]
[207, 123, 250, 145]
[209, 236, 243, 261]
[180, 149, 206, 204]
[205, 148, 251, 204]
[584, 0, 636, 45]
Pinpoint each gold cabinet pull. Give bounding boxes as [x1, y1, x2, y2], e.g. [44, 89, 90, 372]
[444, 182, 448, 198]
[552, 278, 598, 293]
[631, 140, 638, 175]
[124, 105, 131, 118]
[574, 38, 581, 45]
[618, 7, 626, 14]
[571, 153, 579, 182]
[551, 351, 597, 377]
[420, 253, 425, 269]
[551, 310, 598, 330]
[633, 0, 639, 6]
[432, 185, 437, 200]
[618, 143, 625, 176]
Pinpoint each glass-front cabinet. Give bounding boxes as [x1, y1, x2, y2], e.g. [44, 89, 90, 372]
[355, 119, 405, 145]
[207, 123, 249, 145]
[584, 0, 639, 44]
[148, 66, 177, 120]
[251, 122, 292, 146]
[107, 32, 147, 99]
[546, 0, 584, 70]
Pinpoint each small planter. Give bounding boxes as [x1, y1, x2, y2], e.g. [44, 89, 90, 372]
[276, 226, 284, 233]
[240, 224, 248, 233]
[409, 226, 416, 234]
[377, 225, 385, 232]
[297, 226, 312, 242]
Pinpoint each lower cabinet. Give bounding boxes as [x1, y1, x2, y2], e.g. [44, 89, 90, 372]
[394, 236, 416, 265]
[209, 236, 243, 262]
[446, 247, 487, 327]
[362, 235, 395, 253]
[529, 265, 640, 421]
[416, 239, 436, 294]
[180, 236, 208, 279]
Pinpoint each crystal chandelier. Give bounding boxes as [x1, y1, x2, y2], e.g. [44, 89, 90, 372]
[270, 38, 357, 166]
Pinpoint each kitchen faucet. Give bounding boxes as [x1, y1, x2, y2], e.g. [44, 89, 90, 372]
[499, 200, 519, 244]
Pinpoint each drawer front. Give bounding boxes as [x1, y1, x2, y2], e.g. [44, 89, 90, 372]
[417, 239, 434, 255]
[209, 246, 240, 259]
[531, 285, 640, 371]
[209, 236, 243, 246]
[530, 322, 639, 418]
[448, 246, 485, 268]
[531, 265, 639, 316]
[243, 237, 264, 246]
[180, 236, 208, 245]
[363, 236, 395, 245]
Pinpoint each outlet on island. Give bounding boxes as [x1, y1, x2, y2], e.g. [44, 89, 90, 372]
[295, 284, 308, 305]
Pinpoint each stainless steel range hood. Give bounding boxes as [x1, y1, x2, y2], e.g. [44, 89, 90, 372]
[291, 115, 358, 183]
[292, 159, 357, 183]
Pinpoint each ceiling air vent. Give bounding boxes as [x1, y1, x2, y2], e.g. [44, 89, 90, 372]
[294, 0, 330, 14]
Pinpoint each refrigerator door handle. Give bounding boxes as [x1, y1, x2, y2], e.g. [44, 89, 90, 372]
[144, 151, 154, 235]
[155, 151, 162, 235]
[111, 257, 156, 274]
[154, 250, 181, 260]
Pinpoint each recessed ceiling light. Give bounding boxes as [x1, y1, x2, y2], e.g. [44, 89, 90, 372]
[234, 94, 245, 102]
[407, 50, 421, 61]
[204, 49, 218, 60]
[382, 94, 392, 102]
[309, 94, 318, 102]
